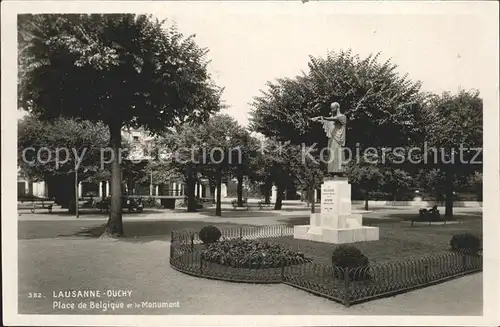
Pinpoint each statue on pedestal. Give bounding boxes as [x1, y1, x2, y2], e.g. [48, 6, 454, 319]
[309, 102, 347, 177]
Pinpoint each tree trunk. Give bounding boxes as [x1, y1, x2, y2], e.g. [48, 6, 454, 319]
[444, 169, 454, 217]
[215, 169, 222, 216]
[101, 181, 107, 199]
[309, 186, 316, 214]
[67, 173, 77, 214]
[237, 170, 244, 207]
[274, 186, 284, 210]
[103, 121, 124, 237]
[263, 181, 272, 203]
[364, 191, 369, 211]
[186, 169, 197, 212]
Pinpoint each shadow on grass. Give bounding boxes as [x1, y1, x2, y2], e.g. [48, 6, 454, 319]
[195, 208, 282, 218]
[60, 220, 252, 243]
[19, 208, 169, 217]
[278, 216, 403, 226]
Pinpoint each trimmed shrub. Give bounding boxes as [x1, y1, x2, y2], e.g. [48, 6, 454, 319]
[417, 206, 443, 222]
[450, 233, 481, 253]
[201, 239, 307, 268]
[331, 245, 370, 281]
[198, 225, 222, 244]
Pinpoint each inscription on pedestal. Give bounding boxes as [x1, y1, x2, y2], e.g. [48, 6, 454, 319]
[294, 178, 379, 244]
[322, 187, 335, 213]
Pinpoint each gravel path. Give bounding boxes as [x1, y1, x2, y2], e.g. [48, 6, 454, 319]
[18, 238, 482, 315]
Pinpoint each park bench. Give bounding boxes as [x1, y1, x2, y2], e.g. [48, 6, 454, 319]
[19, 199, 55, 213]
[257, 200, 274, 210]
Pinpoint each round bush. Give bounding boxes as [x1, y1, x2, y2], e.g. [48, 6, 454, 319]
[450, 233, 481, 253]
[200, 239, 307, 268]
[331, 245, 370, 281]
[198, 225, 222, 244]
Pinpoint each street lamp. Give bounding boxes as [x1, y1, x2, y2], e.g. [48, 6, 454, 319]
[75, 165, 79, 218]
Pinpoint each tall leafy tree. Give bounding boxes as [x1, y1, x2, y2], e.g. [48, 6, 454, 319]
[148, 114, 248, 215]
[419, 89, 483, 216]
[250, 138, 297, 210]
[151, 124, 206, 212]
[346, 161, 384, 210]
[18, 115, 111, 210]
[380, 168, 415, 202]
[288, 144, 324, 213]
[199, 115, 250, 215]
[250, 49, 425, 153]
[18, 14, 223, 236]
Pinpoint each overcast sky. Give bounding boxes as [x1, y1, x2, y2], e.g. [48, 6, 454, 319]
[153, 2, 495, 126]
[15, 2, 497, 126]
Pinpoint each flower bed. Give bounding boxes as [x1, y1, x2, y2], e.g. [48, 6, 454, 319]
[200, 239, 309, 269]
[170, 224, 483, 306]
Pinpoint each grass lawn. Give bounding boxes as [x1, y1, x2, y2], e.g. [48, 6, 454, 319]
[18, 220, 255, 242]
[263, 221, 482, 265]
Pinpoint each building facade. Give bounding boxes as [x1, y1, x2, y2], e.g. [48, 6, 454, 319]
[18, 127, 227, 199]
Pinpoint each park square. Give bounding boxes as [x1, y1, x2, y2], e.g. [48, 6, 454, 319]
[10, 5, 493, 319]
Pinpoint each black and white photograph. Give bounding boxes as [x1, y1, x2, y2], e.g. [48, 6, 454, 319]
[2, 1, 499, 326]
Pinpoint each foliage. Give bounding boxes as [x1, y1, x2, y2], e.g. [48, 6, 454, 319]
[419, 90, 483, 216]
[250, 49, 425, 151]
[201, 239, 307, 268]
[450, 233, 481, 253]
[142, 197, 164, 209]
[356, 191, 414, 201]
[152, 114, 251, 213]
[421, 89, 482, 159]
[331, 245, 370, 281]
[331, 245, 369, 268]
[248, 137, 324, 210]
[18, 14, 223, 128]
[250, 138, 296, 186]
[18, 14, 224, 235]
[346, 161, 384, 196]
[288, 143, 324, 191]
[380, 168, 414, 199]
[198, 225, 222, 244]
[18, 115, 111, 181]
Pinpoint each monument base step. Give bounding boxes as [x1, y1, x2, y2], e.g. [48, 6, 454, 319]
[293, 225, 380, 244]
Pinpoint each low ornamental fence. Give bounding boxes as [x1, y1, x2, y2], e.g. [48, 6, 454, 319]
[169, 225, 482, 306]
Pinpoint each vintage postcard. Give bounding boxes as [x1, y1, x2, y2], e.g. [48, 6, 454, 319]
[2, 1, 499, 326]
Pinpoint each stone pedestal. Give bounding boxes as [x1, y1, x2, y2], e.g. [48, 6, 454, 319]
[294, 178, 379, 244]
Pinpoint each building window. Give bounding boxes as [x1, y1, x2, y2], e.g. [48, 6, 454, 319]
[133, 136, 139, 141]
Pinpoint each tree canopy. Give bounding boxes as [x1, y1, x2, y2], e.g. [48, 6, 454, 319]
[18, 14, 224, 236]
[18, 115, 110, 181]
[249, 49, 482, 216]
[18, 14, 223, 129]
[250, 49, 426, 150]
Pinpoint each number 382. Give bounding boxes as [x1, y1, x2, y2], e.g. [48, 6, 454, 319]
[28, 292, 43, 298]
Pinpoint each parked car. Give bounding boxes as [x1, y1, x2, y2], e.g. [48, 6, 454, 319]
[96, 196, 144, 213]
